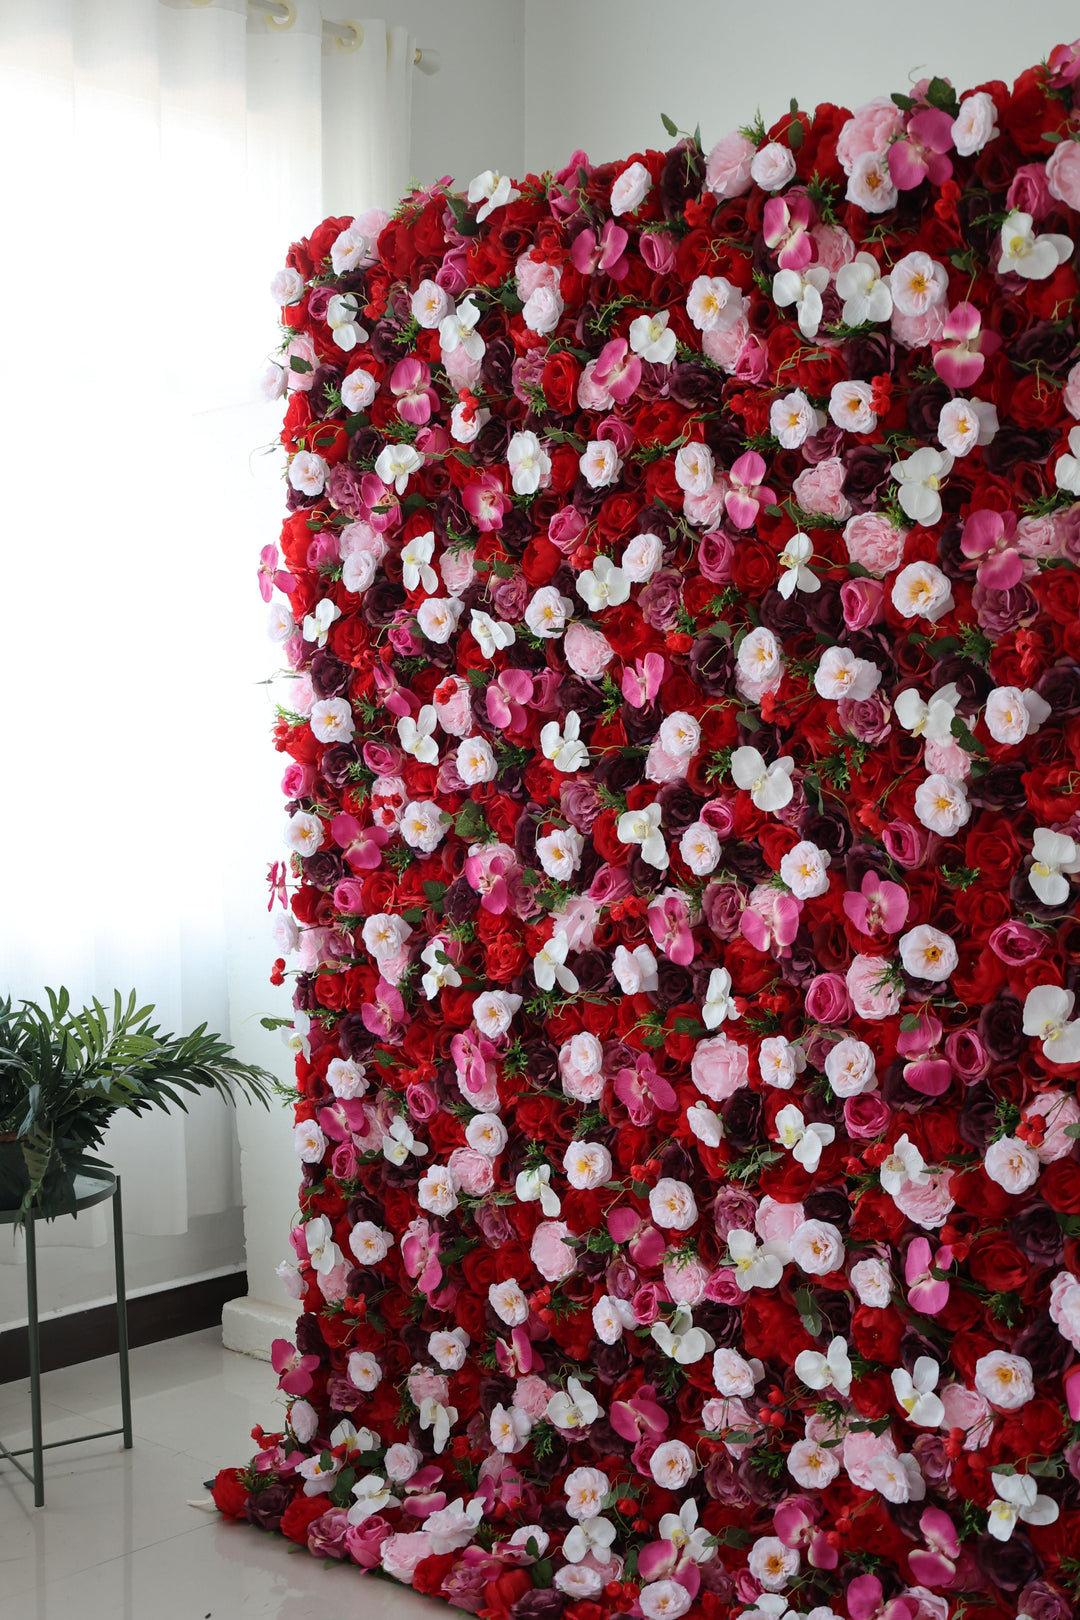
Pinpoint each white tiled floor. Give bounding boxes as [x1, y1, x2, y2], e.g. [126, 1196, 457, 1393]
[0, 1328, 451, 1619]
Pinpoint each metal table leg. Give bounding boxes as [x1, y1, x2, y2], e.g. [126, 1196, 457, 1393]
[112, 1178, 133, 1449]
[24, 1213, 44, 1507]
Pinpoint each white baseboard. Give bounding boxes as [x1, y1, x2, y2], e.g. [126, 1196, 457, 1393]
[221, 1294, 299, 1360]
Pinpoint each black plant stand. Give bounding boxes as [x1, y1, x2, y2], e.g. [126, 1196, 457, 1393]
[0, 1173, 133, 1506]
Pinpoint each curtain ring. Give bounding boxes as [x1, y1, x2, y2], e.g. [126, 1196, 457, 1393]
[265, 0, 297, 29]
[326, 19, 363, 51]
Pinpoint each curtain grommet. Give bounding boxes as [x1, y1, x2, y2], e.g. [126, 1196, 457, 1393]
[264, 0, 297, 30]
[326, 19, 363, 51]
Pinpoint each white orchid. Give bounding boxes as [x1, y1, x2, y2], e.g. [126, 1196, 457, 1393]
[835, 252, 893, 325]
[507, 430, 551, 495]
[892, 1357, 945, 1427]
[891, 447, 953, 526]
[417, 1396, 458, 1454]
[794, 1335, 852, 1396]
[401, 530, 437, 593]
[702, 967, 739, 1030]
[1023, 984, 1080, 1064]
[1055, 424, 1080, 495]
[347, 1474, 400, 1525]
[629, 309, 677, 364]
[773, 264, 830, 337]
[467, 168, 520, 222]
[563, 1516, 617, 1564]
[469, 609, 516, 659]
[303, 1215, 344, 1278]
[381, 1115, 427, 1166]
[727, 1229, 787, 1291]
[533, 930, 579, 994]
[439, 296, 485, 361]
[617, 802, 668, 869]
[987, 1472, 1060, 1541]
[658, 1500, 715, 1564]
[398, 705, 439, 764]
[893, 683, 961, 742]
[998, 210, 1074, 280]
[547, 1377, 602, 1431]
[731, 747, 795, 814]
[420, 938, 462, 1001]
[686, 1101, 725, 1149]
[651, 1303, 716, 1364]
[774, 1104, 835, 1174]
[326, 291, 368, 351]
[1029, 828, 1080, 906]
[577, 554, 631, 613]
[879, 1133, 928, 1195]
[302, 597, 340, 648]
[540, 711, 590, 773]
[777, 532, 819, 598]
[515, 1163, 561, 1217]
[374, 441, 424, 494]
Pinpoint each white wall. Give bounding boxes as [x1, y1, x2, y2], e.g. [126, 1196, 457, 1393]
[523, 0, 1080, 172]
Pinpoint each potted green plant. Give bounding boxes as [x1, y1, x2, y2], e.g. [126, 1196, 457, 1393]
[0, 988, 278, 1223]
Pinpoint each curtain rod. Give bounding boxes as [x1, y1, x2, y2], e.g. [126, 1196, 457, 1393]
[226, 0, 440, 68]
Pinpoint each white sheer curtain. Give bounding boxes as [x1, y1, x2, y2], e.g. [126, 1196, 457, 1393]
[0, 1, 412, 1292]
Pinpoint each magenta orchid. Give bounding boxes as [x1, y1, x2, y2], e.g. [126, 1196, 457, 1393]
[570, 218, 629, 278]
[647, 893, 695, 965]
[904, 1235, 953, 1314]
[330, 812, 389, 872]
[762, 193, 815, 270]
[270, 1337, 321, 1396]
[931, 301, 999, 388]
[390, 355, 440, 424]
[960, 506, 1023, 589]
[613, 1055, 678, 1127]
[258, 542, 296, 603]
[592, 336, 642, 404]
[888, 107, 955, 191]
[740, 887, 800, 955]
[773, 1494, 838, 1571]
[485, 667, 534, 732]
[842, 870, 909, 935]
[462, 472, 511, 532]
[621, 651, 665, 707]
[724, 451, 775, 529]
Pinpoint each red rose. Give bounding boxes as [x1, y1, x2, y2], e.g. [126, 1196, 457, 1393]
[850, 1303, 904, 1365]
[1040, 1156, 1080, 1214]
[966, 1233, 1029, 1293]
[542, 351, 581, 414]
[279, 1493, 330, 1544]
[412, 1553, 457, 1596]
[210, 1467, 249, 1519]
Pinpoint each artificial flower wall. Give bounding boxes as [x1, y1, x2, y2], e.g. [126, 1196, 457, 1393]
[217, 38, 1080, 1620]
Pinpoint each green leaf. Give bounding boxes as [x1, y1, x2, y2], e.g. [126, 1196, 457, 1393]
[288, 356, 313, 373]
[423, 881, 448, 905]
[660, 112, 679, 137]
[1064, 1123, 1080, 1139]
[891, 92, 916, 111]
[454, 800, 489, 842]
[1042, 130, 1065, 144]
[899, 1014, 922, 1032]
[925, 77, 959, 116]
[788, 119, 804, 150]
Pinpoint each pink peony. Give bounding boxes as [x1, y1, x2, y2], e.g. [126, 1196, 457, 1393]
[843, 512, 908, 576]
[530, 1220, 577, 1282]
[691, 1033, 750, 1101]
[792, 458, 852, 520]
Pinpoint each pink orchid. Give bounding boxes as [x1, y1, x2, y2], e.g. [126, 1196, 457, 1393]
[960, 507, 1023, 590]
[637, 1541, 701, 1593]
[270, 1338, 320, 1396]
[486, 668, 534, 732]
[613, 1056, 678, 1127]
[451, 1028, 499, 1093]
[400, 1216, 443, 1296]
[843, 871, 909, 935]
[317, 1096, 369, 1143]
[763, 193, 815, 271]
[847, 1573, 918, 1620]
[258, 543, 296, 603]
[329, 812, 389, 872]
[607, 1205, 668, 1267]
[570, 219, 629, 279]
[390, 355, 439, 425]
[724, 451, 775, 530]
[266, 860, 289, 912]
[905, 1235, 953, 1315]
[495, 1325, 536, 1377]
[740, 889, 801, 955]
[932, 302, 999, 389]
[373, 660, 418, 720]
[1047, 39, 1080, 86]
[907, 1507, 960, 1587]
[1064, 1364, 1080, 1421]
[462, 472, 512, 532]
[648, 894, 695, 966]
[773, 1495, 838, 1571]
[463, 848, 511, 914]
[609, 1384, 669, 1444]
[401, 1469, 448, 1518]
[888, 108, 954, 191]
[360, 976, 405, 1040]
[622, 651, 665, 708]
[359, 473, 401, 532]
[592, 337, 642, 404]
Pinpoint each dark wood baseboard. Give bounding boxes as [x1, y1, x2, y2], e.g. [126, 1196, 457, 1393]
[0, 1270, 247, 1383]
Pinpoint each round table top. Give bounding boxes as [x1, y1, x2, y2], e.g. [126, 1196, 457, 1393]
[0, 1171, 118, 1226]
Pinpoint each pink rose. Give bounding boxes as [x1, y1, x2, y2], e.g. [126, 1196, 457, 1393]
[938, 1382, 992, 1448]
[1006, 161, 1053, 221]
[844, 1092, 893, 1139]
[664, 1254, 710, 1304]
[892, 1170, 955, 1229]
[564, 621, 615, 679]
[702, 314, 752, 373]
[530, 1220, 577, 1282]
[804, 973, 853, 1025]
[843, 512, 908, 576]
[447, 1146, 494, 1196]
[841, 576, 886, 630]
[631, 1282, 666, 1325]
[810, 223, 856, 272]
[345, 1514, 392, 1568]
[691, 1033, 750, 1101]
[407, 1368, 449, 1404]
[1047, 139, 1080, 209]
[698, 528, 734, 583]
[640, 231, 678, 274]
[837, 98, 906, 176]
[846, 955, 901, 1020]
[1029, 1091, 1080, 1161]
[705, 130, 755, 197]
[792, 458, 852, 520]
[380, 1532, 434, 1583]
[433, 675, 474, 737]
[1015, 513, 1064, 559]
[755, 1194, 805, 1244]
